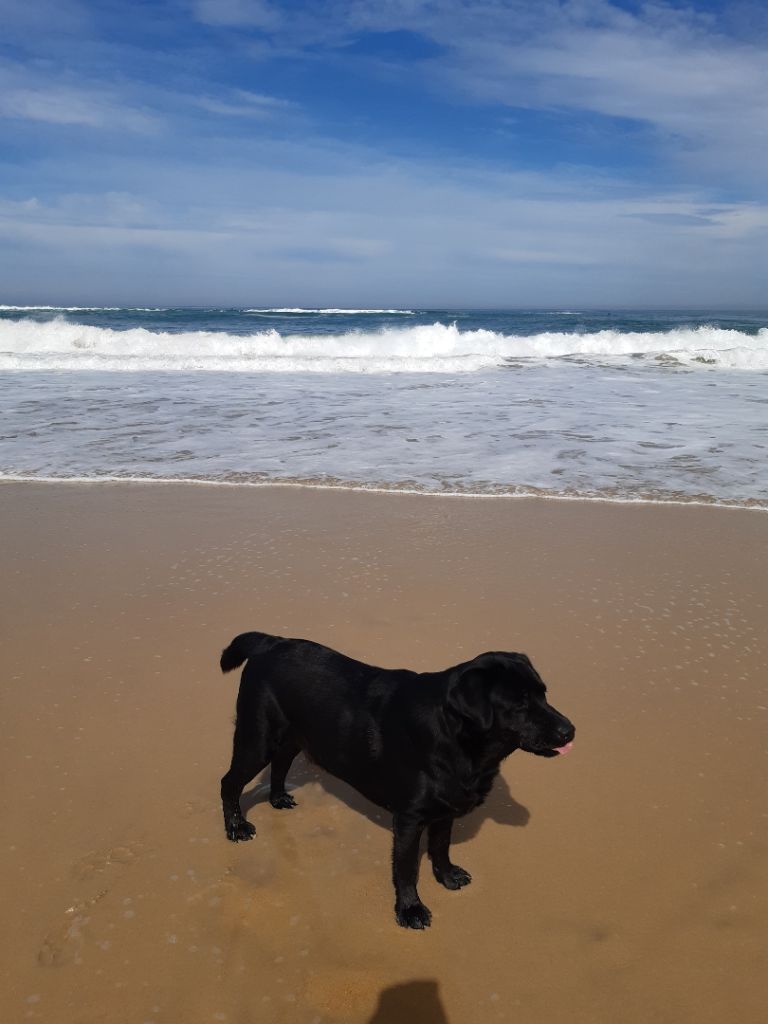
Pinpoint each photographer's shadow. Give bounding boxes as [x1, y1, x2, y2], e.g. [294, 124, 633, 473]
[368, 980, 449, 1024]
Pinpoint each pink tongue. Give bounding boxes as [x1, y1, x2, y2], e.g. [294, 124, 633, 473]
[553, 741, 573, 755]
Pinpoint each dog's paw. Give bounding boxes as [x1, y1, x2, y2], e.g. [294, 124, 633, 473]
[270, 792, 297, 810]
[433, 864, 472, 890]
[226, 819, 256, 842]
[395, 901, 432, 930]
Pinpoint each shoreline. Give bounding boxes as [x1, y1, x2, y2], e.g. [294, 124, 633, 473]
[3, 481, 766, 1024]
[2, 473, 766, 513]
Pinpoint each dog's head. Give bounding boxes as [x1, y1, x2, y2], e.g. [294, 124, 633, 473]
[445, 652, 574, 756]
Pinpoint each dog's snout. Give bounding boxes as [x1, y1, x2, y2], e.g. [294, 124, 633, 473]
[555, 720, 575, 745]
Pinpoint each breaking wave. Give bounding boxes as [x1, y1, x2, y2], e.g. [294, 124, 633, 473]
[243, 308, 415, 314]
[0, 305, 168, 312]
[1, 317, 766, 372]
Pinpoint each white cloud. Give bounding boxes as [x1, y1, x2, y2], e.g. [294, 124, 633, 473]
[2, 1, 766, 304]
[188, 1, 768, 185]
[0, 86, 159, 131]
[195, 89, 295, 118]
[0, 61, 161, 132]
[440, 17, 768, 168]
[2, 137, 766, 306]
[193, 0, 282, 28]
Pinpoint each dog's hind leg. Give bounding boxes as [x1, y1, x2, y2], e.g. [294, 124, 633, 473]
[221, 720, 277, 842]
[269, 735, 301, 809]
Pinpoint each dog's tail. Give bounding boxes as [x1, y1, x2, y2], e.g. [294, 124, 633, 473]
[220, 631, 284, 673]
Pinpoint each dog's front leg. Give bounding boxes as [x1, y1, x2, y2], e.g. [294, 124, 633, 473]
[392, 814, 431, 929]
[428, 818, 472, 890]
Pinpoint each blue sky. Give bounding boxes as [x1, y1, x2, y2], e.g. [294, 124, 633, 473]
[1, 0, 767, 306]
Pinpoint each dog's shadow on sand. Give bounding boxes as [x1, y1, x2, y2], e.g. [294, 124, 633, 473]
[241, 754, 530, 843]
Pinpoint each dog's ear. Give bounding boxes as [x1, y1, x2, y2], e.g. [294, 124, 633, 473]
[445, 664, 494, 732]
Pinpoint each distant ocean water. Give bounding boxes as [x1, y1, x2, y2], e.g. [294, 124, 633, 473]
[1, 306, 766, 508]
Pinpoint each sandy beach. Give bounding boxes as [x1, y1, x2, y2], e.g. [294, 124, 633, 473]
[1, 481, 766, 1024]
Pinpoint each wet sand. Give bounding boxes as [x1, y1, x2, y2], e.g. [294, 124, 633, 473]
[1, 481, 766, 1024]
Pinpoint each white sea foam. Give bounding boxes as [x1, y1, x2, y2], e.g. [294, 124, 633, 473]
[0, 317, 766, 372]
[1, 473, 762, 510]
[243, 307, 415, 314]
[0, 305, 167, 312]
[2, 318, 766, 506]
[0, 305, 122, 311]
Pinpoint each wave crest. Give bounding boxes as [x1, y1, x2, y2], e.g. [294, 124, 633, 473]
[0, 317, 766, 372]
[0, 305, 168, 312]
[243, 307, 415, 314]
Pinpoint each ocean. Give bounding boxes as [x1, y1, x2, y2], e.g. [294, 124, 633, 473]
[1, 306, 766, 508]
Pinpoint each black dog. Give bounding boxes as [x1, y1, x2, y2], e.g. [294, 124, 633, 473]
[220, 631, 575, 929]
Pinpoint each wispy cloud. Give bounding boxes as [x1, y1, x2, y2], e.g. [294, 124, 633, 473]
[0, 86, 159, 131]
[188, 1, 768, 186]
[1, 1, 767, 305]
[432, 7, 768, 180]
[2, 135, 766, 306]
[193, 0, 282, 29]
[0, 192, 156, 226]
[0, 62, 161, 132]
[195, 89, 295, 118]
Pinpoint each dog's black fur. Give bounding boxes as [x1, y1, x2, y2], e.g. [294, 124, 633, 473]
[220, 631, 575, 929]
